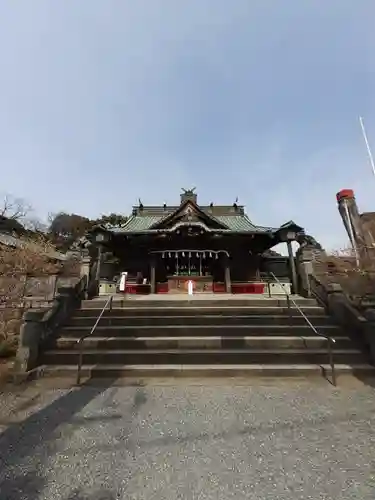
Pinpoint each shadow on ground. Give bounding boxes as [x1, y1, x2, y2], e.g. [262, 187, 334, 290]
[352, 371, 375, 388]
[0, 377, 139, 499]
[66, 488, 117, 500]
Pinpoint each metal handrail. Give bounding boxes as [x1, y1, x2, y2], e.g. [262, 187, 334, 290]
[76, 294, 114, 385]
[269, 272, 336, 386]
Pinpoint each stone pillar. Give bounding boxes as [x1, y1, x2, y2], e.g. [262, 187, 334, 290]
[80, 255, 91, 280]
[295, 248, 315, 297]
[224, 256, 231, 293]
[295, 246, 326, 297]
[362, 309, 375, 365]
[287, 240, 298, 295]
[15, 310, 45, 373]
[150, 257, 156, 294]
[80, 255, 91, 299]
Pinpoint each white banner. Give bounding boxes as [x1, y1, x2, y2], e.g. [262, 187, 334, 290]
[119, 272, 128, 292]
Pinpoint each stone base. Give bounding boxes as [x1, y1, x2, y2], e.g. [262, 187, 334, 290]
[268, 282, 291, 295]
[98, 281, 117, 296]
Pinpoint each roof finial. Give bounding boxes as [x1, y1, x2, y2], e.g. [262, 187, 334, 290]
[180, 187, 198, 205]
[181, 187, 196, 194]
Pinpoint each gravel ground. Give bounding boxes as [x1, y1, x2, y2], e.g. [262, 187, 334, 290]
[0, 379, 375, 499]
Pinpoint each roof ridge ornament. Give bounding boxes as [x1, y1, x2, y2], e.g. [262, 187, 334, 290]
[181, 187, 196, 194]
[180, 187, 198, 205]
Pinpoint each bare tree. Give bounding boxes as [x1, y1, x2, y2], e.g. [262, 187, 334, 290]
[0, 194, 32, 221]
[23, 216, 49, 233]
[0, 193, 50, 234]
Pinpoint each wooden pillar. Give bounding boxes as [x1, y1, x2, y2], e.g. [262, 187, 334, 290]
[287, 240, 298, 294]
[254, 254, 261, 281]
[150, 257, 156, 294]
[224, 255, 231, 293]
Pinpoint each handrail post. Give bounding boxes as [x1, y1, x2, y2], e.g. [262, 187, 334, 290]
[109, 295, 113, 326]
[76, 294, 114, 386]
[286, 294, 292, 325]
[77, 339, 83, 385]
[269, 272, 336, 387]
[328, 339, 337, 386]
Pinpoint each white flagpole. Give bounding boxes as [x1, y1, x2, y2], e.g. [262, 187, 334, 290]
[359, 116, 375, 177]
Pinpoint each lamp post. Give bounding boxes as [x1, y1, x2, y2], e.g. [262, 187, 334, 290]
[95, 232, 106, 282]
[284, 230, 298, 295]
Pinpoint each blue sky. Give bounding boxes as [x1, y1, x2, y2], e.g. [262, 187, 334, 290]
[1, 1, 375, 252]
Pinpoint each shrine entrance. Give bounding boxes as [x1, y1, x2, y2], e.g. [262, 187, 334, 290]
[151, 249, 230, 293]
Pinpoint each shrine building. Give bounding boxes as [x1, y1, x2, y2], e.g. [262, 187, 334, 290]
[91, 188, 303, 295]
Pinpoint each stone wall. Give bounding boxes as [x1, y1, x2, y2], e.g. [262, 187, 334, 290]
[296, 243, 375, 305]
[296, 245, 375, 366]
[0, 274, 82, 359]
[0, 307, 23, 356]
[15, 277, 87, 373]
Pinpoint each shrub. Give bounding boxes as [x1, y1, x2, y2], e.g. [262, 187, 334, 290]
[313, 246, 375, 305]
[0, 235, 80, 356]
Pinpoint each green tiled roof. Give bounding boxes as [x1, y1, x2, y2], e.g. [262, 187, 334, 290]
[113, 214, 274, 233]
[118, 215, 161, 232]
[215, 215, 267, 232]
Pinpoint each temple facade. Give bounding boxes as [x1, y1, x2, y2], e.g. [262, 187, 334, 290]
[87, 188, 303, 295]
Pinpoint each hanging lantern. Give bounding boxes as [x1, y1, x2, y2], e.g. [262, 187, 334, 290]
[202, 252, 206, 259]
[182, 252, 185, 257]
[209, 252, 212, 258]
[188, 252, 191, 258]
[168, 252, 171, 258]
[162, 252, 165, 259]
[175, 252, 178, 258]
[215, 253, 218, 259]
[196, 252, 199, 258]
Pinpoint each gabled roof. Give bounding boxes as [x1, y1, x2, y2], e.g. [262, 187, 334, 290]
[275, 220, 304, 234]
[149, 199, 228, 231]
[105, 190, 302, 236]
[112, 208, 276, 234]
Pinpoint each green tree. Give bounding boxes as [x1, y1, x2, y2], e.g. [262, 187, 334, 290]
[93, 213, 128, 228]
[48, 212, 93, 251]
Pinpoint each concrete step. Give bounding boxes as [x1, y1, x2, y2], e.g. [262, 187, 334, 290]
[81, 297, 319, 309]
[41, 348, 365, 366]
[60, 324, 341, 338]
[54, 336, 353, 350]
[75, 305, 327, 317]
[67, 314, 335, 327]
[37, 363, 375, 380]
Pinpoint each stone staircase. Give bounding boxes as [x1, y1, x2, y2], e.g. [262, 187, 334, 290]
[40, 296, 375, 381]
